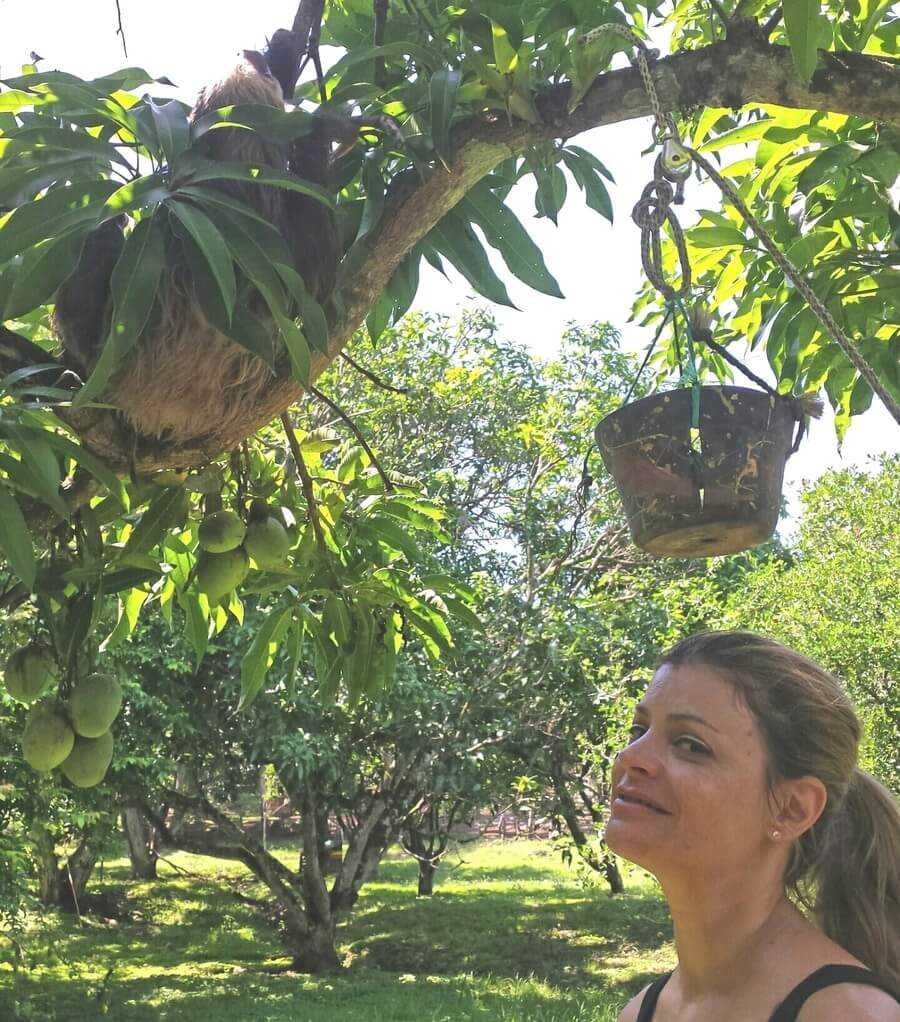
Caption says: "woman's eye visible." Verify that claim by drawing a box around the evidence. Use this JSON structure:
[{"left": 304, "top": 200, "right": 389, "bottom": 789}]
[
  {"left": 676, "top": 736, "right": 710, "bottom": 755},
  {"left": 627, "top": 724, "right": 646, "bottom": 741}
]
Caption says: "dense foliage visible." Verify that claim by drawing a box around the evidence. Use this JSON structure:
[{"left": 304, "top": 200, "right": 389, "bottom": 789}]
[{"left": 0, "top": 0, "right": 895, "bottom": 852}]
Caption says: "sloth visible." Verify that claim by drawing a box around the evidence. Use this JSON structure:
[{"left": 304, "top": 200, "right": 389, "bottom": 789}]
[{"left": 54, "top": 31, "right": 340, "bottom": 443}]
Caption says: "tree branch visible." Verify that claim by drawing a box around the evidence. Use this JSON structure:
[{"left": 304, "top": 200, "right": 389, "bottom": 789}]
[
  {"left": 3, "top": 37, "right": 896, "bottom": 472},
  {"left": 113, "top": 0, "right": 128, "bottom": 58},
  {"left": 310, "top": 385, "right": 395, "bottom": 493}
]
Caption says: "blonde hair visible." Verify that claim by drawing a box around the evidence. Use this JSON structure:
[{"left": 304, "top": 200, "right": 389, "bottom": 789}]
[{"left": 659, "top": 630, "right": 900, "bottom": 988}]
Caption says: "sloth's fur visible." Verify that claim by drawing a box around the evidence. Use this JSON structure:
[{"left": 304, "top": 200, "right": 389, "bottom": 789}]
[{"left": 54, "top": 57, "right": 336, "bottom": 444}]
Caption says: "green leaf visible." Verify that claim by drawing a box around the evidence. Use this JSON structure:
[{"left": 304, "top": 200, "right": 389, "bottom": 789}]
[
  {"left": 534, "top": 164, "right": 567, "bottom": 224},
  {"left": 100, "top": 566, "right": 162, "bottom": 594},
  {"left": 3, "top": 229, "right": 87, "bottom": 319},
  {"left": 214, "top": 208, "right": 291, "bottom": 309},
  {"left": 366, "top": 291, "right": 393, "bottom": 345},
  {"left": 688, "top": 225, "right": 748, "bottom": 249},
  {"left": 191, "top": 104, "right": 315, "bottom": 144},
  {"left": 275, "top": 309, "right": 311, "bottom": 385},
  {"left": 168, "top": 199, "right": 236, "bottom": 321},
  {"left": 120, "top": 487, "right": 189, "bottom": 559},
  {"left": 784, "top": 0, "right": 822, "bottom": 83},
  {"left": 173, "top": 157, "right": 334, "bottom": 209},
  {"left": 0, "top": 486, "right": 36, "bottom": 590},
  {"left": 0, "top": 90, "right": 42, "bottom": 113},
  {"left": 182, "top": 234, "right": 278, "bottom": 365},
  {"left": 698, "top": 119, "right": 776, "bottom": 153},
  {"left": 355, "top": 154, "right": 386, "bottom": 243},
  {"left": 180, "top": 592, "right": 209, "bottom": 671},
  {"left": 429, "top": 68, "right": 461, "bottom": 167},
  {"left": 796, "top": 143, "right": 857, "bottom": 194},
  {"left": 2, "top": 425, "right": 65, "bottom": 515},
  {"left": 1, "top": 124, "right": 132, "bottom": 170},
  {"left": 428, "top": 209, "right": 515, "bottom": 307},
  {"left": 568, "top": 31, "right": 618, "bottom": 112},
  {"left": 386, "top": 247, "right": 422, "bottom": 323},
  {"left": 360, "top": 516, "right": 423, "bottom": 561},
  {"left": 461, "top": 182, "right": 563, "bottom": 298},
  {"left": 72, "top": 214, "right": 166, "bottom": 407},
  {"left": 324, "top": 41, "right": 445, "bottom": 85},
  {"left": 239, "top": 606, "right": 292, "bottom": 709},
  {"left": 146, "top": 97, "right": 190, "bottom": 163},
  {"left": 562, "top": 145, "right": 614, "bottom": 182},
  {"left": 491, "top": 21, "right": 518, "bottom": 74},
  {"left": 274, "top": 262, "right": 328, "bottom": 353},
  {"left": 173, "top": 184, "right": 280, "bottom": 230},
  {"left": 561, "top": 148, "right": 614, "bottom": 222},
  {"left": 345, "top": 604, "right": 375, "bottom": 704},
  {"left": 101, "top": 587, "right": 149, "bottom": 650},
  {"left": 103, "top": 173, "right": 171, "bottom": 214},
  {"left": 35, "top": 430, "right": 129, "bottom": 510},
  {"left": 0, "top": 180, "right": 117, "bottom": 264}
]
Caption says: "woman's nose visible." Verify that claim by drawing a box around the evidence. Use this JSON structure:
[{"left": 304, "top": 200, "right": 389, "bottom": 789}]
[{"left": 615, "top": 730, "right": 662, "bottom": 777}]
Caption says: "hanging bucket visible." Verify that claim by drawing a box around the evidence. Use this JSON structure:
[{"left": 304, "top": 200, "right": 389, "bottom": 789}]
[{"left": 594, "top": 386, "right": 799, "bottom": 557}]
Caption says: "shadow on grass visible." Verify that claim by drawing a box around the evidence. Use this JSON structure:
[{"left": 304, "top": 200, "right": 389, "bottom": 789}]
[{"left": 1, "top": 841, "right": 673, "bottom": 1022}]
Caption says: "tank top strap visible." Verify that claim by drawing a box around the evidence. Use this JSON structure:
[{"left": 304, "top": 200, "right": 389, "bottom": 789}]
[
  {"left": 636, "top": 971, "right": 674, "bottom": 1022},
  {"left": 769, "top": 964, "right": 900, "bottom": 1022}
]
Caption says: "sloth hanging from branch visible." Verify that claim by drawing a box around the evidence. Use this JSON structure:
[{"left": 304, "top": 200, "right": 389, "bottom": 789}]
[{"left": 47, "top": 0, "right": 388, "bottom": 445}]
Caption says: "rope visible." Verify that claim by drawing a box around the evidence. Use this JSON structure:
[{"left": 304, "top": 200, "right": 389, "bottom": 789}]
[
  {"left": 631, "top": 160, "right": 692, "bottom": 300},
  {"left": 621, "top": 305, "right": 673, "bottom": 406},
  {"left": 582, "top": 21, "right": 900, "bottom": 428},
  {"left": 685, "top": 146, "right": 900, "bottom": 426}
]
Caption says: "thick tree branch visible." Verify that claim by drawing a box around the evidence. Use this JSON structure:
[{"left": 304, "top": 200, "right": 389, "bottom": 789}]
[{"left": 3, "top": 37, "right": 897, "bottom": 472}]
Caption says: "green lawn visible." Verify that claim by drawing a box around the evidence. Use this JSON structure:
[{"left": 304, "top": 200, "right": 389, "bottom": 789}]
[{"left": 0, "top": 839, "right": 674, "bottom": 1021}]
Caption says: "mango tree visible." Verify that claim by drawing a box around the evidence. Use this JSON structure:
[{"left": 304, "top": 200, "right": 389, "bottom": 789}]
[{"left": 0, "top": 0, "right": 896, "bottom": 781}]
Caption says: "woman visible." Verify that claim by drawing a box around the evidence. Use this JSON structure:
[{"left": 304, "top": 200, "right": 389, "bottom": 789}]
[{"left": 609, "top": 631, "right": 900, "bottom": 1021}]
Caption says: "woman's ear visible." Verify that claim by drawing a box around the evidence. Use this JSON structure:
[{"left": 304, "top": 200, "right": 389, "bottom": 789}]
[{"left": 772, "top": 775, "right": 828, "bottom": 839}]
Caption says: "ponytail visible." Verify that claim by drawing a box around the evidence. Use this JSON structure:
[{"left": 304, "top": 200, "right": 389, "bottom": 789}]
[{"left": 800, "top": 769, "right": 900, "bottom": 990}]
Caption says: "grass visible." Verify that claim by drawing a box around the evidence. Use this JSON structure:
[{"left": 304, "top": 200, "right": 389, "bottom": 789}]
[{"left": 0, "top": 839, "right": 674, "bottom": 1021}]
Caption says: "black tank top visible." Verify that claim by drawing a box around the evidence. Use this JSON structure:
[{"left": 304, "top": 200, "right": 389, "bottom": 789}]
[{"left": 636, "top": 964, "right": 900, "bottom": 1021}]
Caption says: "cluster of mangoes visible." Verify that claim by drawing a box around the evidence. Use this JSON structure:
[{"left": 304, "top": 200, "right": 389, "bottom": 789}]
[
  {"left": 195, "top": 501, "right": 296, "bottom": 605},
  {"left": 4, "top": 644, "right": 122, "bottom": 786}
]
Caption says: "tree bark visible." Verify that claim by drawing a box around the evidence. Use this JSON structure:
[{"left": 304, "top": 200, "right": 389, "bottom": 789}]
[
  {"left": 602, "top": 851, "right": 625, "bottom": 895},
  {"left": 122, "top": 807, "right": 159, "bottom": 880},
  {"left": 417, "top": 858, "right": 437, "bottom": 897},
  {"left": 31, "top": 823, "right": 100, "bottom": 911},
  {"left": 133, "top": 785, "right": 395, "bottom": 973},
  {"left": 548, "top": 757, "right": 623, "bottom": 896},
  {"left": 286, "top": 917, "right": 341, "bottom": 972},
  {"left": 31, "top": 821, "right": 62, "bottom": 908},
  {"left": 1, "top": 36, "right": 890, "bottom": 472}
]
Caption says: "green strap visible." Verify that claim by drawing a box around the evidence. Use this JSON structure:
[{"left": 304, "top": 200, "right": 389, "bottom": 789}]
[{"left": 672, "top": 295, "right": 701, "bottom": 431}]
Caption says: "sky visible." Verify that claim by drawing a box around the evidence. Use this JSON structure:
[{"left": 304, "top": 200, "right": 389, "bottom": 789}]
[{"left": 1, "top": 0, "right": 897, "bottom": 530}]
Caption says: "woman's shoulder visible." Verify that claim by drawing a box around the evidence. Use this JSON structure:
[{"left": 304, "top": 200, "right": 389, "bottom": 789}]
[
  {"left": 616, "top": 984, "right": 651, "bottom": 1022},
  {"left": 777, "top": 948, "right": 900, "bottom": 1022},
  {"left": 794, "top": 981, "right": 900, "bottom": 1021}
]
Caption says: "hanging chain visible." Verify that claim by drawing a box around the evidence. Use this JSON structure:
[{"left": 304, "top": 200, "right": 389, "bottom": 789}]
[{"left": 582, "top": 22, "right": 900, "bottom": 428}]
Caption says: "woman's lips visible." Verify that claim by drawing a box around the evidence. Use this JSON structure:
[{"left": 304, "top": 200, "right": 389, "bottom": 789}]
[{"left": 612, "top": 794, "right": 671, "bottom": 815}]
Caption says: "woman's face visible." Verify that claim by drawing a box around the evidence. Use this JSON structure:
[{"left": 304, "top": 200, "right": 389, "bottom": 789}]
[{"left": 605, "top": 661, "right": 774, "bottom": 880}]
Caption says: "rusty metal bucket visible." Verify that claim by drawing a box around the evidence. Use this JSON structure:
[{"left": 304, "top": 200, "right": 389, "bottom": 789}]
[{"left": 594, "top": 386, "right": 798, "bottom": 557}]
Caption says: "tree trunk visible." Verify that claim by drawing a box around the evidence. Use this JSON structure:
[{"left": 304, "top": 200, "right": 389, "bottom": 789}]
[
  {"left": 31, "top": 822, "right": 62, "bottom": 907},
  {"left": 602, "top": 852, "right": 625, "bottom": 895},
  {"left": 122, "top": 808, "right": 159, "bottom": 880},
  {"left": 168, "top": 764, "right": 199, "bottom": 839},
  {"left": 417, "top": 858, "right": 437, "bottom": 896},
  {"left": 285, "top": 917, "right": 342, "bottom": 973},
  {"left": 34, "top": 833, "right": 98, "bottom": 911}
]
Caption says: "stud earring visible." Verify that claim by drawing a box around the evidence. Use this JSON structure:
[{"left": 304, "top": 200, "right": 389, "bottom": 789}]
[{"left": 771, "top": 829, "right": 781, "bottom": 839}]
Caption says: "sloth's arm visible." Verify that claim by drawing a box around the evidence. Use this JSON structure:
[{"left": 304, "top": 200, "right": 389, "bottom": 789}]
[{"left": 53, "top": 217, "right": 126, "bottom": 371}]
